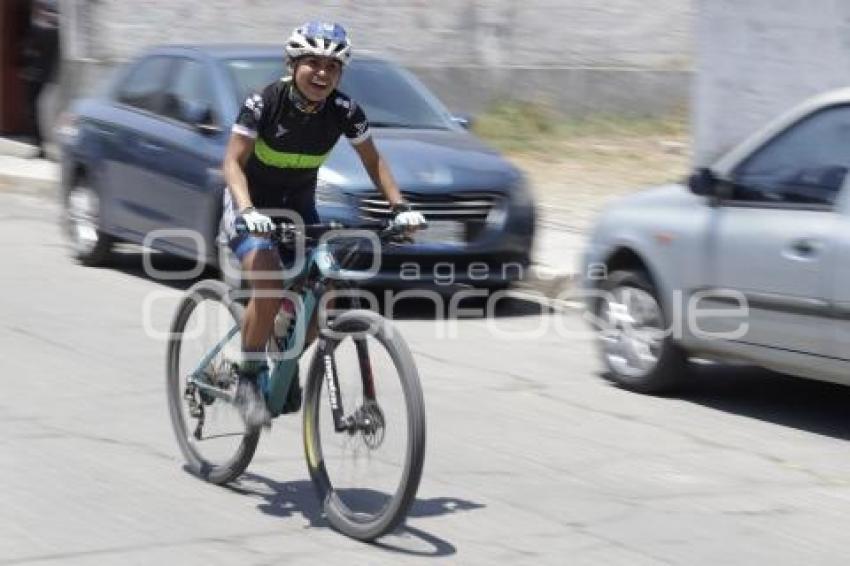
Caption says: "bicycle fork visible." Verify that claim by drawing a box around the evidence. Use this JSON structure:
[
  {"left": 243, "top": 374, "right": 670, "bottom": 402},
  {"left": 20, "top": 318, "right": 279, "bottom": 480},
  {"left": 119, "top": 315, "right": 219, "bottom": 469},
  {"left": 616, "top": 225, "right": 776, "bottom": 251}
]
[{"left": 320, "top": 337, "right": 378, "bottom": 434}]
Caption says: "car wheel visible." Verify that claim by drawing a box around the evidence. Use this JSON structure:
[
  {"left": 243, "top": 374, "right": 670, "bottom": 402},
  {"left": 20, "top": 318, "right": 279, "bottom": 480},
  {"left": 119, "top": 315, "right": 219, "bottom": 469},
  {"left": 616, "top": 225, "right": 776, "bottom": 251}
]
[
  {"left": 65, "top": 180, "right": 114, "bottom": 266},
  {"left": 595, "top": 269, "right": 688, "bottom": 393}
]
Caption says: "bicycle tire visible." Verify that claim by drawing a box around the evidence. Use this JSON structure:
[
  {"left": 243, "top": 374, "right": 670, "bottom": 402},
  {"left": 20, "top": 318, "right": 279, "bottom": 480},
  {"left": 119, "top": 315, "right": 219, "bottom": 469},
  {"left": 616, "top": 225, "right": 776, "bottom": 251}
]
[
  {"left": 166, "top": 279, "right": 260, "bottom": 485},
  {"left": 302, "top": 309, "right": 426, "bottom": 541}
]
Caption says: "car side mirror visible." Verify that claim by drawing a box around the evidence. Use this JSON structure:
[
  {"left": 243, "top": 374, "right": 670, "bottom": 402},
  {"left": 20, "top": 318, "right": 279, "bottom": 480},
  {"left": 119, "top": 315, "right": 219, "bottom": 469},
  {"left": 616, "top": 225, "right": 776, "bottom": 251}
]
[
  {"left": 687, "top": 167, "right": 719, "bottom": 196},
  {"left": 451, "top": 114, "right": 474, "bottom": 130},
  {"left": 184, "top": 102, "right": 221, "bottom": 136}
]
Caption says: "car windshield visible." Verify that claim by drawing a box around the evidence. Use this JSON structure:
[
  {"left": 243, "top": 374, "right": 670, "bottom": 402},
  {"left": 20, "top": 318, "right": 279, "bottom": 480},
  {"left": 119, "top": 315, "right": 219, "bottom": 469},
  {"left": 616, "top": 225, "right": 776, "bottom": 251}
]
[{"left": 224, "top": 57, "right": 454, "bottom": 130}]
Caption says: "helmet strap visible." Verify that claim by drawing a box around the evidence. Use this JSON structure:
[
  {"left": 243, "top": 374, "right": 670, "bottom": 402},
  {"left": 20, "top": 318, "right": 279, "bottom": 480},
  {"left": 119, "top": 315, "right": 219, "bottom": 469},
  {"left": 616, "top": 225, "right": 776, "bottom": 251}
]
[{"left": 287, "top": 60, "right": 326, "bottom": 114}]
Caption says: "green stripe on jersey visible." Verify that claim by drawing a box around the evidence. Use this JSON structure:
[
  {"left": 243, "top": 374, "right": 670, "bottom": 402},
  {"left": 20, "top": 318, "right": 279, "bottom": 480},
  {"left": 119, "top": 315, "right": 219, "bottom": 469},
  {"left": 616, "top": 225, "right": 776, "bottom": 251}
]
[{"left": 254, "top": 138, "right": 329, "bottom": 169}]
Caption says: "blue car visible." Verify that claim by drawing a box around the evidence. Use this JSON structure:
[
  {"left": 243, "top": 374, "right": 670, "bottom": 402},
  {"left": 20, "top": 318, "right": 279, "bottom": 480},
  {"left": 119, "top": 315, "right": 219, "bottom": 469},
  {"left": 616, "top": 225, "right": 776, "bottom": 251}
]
[{"left": 59, "top": 45, "right": 535, "bottom": 288}]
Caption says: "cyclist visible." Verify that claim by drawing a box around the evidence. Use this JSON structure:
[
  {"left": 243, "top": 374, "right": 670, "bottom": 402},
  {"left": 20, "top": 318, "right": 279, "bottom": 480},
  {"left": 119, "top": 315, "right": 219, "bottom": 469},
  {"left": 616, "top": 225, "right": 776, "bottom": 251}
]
[{"left": 221, "top": 21, "right": 425, "bottom": 426}]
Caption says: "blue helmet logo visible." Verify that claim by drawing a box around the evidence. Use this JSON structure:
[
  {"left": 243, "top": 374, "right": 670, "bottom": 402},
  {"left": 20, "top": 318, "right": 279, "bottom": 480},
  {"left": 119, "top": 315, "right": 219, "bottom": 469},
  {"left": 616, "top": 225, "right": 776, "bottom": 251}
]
[{"left": 302, "top": 21, "right": 348, "bottom": 44}]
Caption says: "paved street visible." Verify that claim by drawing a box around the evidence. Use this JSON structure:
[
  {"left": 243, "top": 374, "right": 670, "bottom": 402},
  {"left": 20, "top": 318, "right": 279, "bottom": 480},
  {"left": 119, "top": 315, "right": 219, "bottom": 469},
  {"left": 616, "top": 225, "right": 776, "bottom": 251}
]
[{"left": 3, "top": 190, "right": 850, "bottom": 565}]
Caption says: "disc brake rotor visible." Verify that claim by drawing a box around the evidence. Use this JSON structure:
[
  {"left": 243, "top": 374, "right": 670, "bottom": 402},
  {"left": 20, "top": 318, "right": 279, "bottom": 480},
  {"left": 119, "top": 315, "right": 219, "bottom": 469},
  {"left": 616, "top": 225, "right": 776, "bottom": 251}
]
[{"left": 354, "top": 402, "right": 385, "bottom": 449}]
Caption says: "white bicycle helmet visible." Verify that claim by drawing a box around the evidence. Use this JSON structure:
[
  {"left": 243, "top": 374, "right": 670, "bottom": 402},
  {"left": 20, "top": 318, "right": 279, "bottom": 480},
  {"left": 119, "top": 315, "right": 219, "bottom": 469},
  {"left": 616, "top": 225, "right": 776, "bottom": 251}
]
[{"left": 285, "top": 21, "right": 352, "bottom": 66}]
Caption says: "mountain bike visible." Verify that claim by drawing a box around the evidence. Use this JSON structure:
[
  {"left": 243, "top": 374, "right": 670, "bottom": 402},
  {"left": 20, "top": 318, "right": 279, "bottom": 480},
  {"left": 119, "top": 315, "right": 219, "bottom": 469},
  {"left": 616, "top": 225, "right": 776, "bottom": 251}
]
[{"left": 165, "top": 221, "right": 427, "bottom": 541}]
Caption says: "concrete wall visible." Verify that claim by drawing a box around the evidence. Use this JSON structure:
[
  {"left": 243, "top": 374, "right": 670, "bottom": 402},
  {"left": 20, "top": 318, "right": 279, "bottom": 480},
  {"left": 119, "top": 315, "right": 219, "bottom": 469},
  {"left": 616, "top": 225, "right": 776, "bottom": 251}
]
[
  {"left": 695, "top": 0, "right": 850, "bottom": 164},
  {"left": 61, "top": 0, "right": 693, "bottom": 117}
]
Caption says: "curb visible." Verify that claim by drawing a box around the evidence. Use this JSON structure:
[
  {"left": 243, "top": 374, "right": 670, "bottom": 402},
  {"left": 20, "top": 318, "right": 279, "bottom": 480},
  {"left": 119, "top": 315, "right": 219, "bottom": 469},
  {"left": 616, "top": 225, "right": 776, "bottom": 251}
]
[
  {"left": 0, "top": 156, "right": 60, "bottom": 199},
  {"left": 0, "top": 137, "right": 39, "bottom": 159},
  {"left": 0, "top": 174, "right": 59, "bottom": 198},
  {"left": 515, "top": 264, "right": 580, "bottom": 301}
]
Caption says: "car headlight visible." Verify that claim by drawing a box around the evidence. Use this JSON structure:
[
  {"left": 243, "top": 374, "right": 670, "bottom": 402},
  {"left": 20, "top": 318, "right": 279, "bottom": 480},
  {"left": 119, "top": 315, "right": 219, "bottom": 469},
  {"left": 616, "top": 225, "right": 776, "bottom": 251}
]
[
  {"left": 509, "top": 176, "right": 534, "bottom": 209},
  {"left": 485, "top": 177, "right": 533, "bottom": 228},
  {"left": 486, "top": 200, "right": 508, "bottom": 228}
]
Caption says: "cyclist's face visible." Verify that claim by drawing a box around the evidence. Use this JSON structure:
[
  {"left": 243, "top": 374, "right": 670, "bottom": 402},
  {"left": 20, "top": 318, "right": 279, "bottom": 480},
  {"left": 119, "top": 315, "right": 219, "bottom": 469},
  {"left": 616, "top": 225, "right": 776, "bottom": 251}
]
[{"left": 293, "top": 56, "right": 342, "bottom": 101}]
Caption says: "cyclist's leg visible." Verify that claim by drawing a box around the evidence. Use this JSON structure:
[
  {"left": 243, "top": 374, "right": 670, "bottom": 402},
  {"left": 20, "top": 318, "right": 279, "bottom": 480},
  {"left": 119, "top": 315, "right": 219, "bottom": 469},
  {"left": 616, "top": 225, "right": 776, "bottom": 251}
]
[
  {"left": 285, "top": 191, "right": 324, "bottom": 346},
  {"left": 268, "top": 192, "right": 321, "bottom": 412},
  {"left": 262, "top": 193, "right": 334, "bottom": 353},
  {"left": 228, "top": 234, "right": 282, "bottom": 425},
  {"left": 222, "top": 189, "right": 284, "bottom": 354},
  {"left": 240, "top": 244, "right": 283, "bottom": 352}
]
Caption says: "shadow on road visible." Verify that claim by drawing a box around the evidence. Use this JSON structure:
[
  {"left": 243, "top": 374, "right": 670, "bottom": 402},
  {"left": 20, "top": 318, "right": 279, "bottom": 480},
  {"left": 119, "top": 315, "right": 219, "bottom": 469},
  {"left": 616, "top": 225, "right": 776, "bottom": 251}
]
[
  {"left": 225, "top": 473, "right": 483, "bottom": 556},
  {"left": 662, "top": 363, "right": 850, "bottom": 440}
]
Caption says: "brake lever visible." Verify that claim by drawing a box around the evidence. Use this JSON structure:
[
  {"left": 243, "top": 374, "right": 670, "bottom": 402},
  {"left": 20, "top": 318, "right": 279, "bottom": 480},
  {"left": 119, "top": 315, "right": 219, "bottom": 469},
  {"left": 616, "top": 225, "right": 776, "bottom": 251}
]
[
  {"left": 379, "top": 221, "right": 427, "bottom": 244},
  {"left": 382, "top": 219, "right": 428, "bottom": 238}
]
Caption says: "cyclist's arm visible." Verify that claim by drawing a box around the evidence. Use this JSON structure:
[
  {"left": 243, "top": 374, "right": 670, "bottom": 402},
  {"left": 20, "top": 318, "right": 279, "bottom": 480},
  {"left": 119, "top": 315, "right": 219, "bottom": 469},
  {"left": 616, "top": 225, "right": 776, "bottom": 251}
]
[
  {"left": 352, "top": 138, "right": 403, "bottom": 207},
  {"left": 223, "top": 132, "right": 255, "bottom": 212},
  {"left": 225, "top": 90, "right": 266, "bottom": 212},
  {"left": 340, "top": 95, "right": 403, "bottom": 207}
]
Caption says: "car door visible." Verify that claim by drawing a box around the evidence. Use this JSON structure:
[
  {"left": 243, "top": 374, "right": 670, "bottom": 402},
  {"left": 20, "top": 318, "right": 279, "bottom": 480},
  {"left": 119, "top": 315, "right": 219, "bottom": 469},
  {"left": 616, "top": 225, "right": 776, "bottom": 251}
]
[
  {"left": 109, "top": 55, "right": 177, "bottom": 240},
  {"left": 824, "top": 186, "right": 850, "bottom": 378},
  {"left": 702, "top": 106, "right": 849, "bottom": 359},
  {"left": 139, "top": 56, "right": 228, "bottom": 262}
]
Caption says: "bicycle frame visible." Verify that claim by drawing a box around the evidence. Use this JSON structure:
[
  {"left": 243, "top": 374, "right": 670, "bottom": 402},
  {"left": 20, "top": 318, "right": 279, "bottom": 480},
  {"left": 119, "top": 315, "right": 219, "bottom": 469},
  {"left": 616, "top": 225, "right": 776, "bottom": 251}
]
[
  {"left": 188, "top": 236, "right": 366, "bottom": 419},
  {"left": 171, "top": 220, "right": 425, "bottom": 540}
]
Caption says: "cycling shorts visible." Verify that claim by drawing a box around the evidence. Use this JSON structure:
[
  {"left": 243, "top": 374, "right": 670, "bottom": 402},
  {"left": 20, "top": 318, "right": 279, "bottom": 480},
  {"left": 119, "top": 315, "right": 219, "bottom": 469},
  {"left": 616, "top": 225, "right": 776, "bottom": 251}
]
[{"left": 220, "top": 188, "right": 320, "bottom": 262}]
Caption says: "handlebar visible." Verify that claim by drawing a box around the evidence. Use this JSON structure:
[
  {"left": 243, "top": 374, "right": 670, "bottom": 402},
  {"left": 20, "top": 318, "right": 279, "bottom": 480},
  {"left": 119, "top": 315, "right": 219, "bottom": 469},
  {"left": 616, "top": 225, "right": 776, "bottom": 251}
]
[{"left": 234, "top": 219, "right": 424, "bottom": 244}]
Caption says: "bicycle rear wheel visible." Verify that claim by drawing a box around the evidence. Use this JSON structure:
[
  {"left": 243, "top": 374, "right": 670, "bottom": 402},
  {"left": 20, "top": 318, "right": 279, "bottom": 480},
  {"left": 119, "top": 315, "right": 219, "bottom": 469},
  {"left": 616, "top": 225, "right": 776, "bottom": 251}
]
[
  {"left": 303, "top": 309, "right": 426, "bottom": 541},
  {"left": 166, "top": 279, "right": 259, "bottom": 485}
]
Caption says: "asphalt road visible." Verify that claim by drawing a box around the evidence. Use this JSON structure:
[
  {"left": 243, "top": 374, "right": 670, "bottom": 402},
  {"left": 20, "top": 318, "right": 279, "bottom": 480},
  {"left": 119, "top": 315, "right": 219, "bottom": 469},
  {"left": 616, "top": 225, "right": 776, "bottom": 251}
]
[{"left": 3, "top": 191, "right": 850, "bottom": 565}]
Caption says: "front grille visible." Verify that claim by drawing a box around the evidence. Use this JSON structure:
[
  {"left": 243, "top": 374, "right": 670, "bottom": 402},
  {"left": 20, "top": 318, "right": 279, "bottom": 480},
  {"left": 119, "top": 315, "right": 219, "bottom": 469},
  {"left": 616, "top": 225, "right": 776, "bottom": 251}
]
[{"left": 357, "top": 192, "right": 501, "bottom": 222}]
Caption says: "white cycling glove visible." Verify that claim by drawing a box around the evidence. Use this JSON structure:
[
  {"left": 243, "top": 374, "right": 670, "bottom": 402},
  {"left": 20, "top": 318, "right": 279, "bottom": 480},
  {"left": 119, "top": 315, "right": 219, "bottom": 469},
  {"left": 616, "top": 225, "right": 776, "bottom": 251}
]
[
  {"left": 237, "top": 207, "right": 274, "bottom": 233},
  {"left": 391, "top": 203, "right": 427, "bottom": 229}
]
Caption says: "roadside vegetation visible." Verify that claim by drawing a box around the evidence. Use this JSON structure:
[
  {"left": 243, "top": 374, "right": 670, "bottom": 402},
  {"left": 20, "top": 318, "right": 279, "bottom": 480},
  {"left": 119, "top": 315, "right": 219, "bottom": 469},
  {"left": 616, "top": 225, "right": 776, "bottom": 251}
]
[{"left": 472, "top": 101, "right": 692, "bottom": 213}]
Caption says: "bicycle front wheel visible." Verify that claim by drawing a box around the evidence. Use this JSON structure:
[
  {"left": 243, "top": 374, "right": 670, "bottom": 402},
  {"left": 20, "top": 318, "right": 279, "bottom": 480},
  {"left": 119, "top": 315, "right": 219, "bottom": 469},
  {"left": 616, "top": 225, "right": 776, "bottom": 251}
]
[
  {"left": 303, "top": 309, "right": 426, "bottom": 541},
  {"left": 166, "top": 279, "right": 259, "bottom": 485}
]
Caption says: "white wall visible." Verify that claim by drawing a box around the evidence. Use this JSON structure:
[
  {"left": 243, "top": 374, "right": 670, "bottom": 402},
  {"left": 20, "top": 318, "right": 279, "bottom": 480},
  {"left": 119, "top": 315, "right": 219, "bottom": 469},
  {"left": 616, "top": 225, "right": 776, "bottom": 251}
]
[
  {"left": 80, "top": 0, "right": 692, "bottom": 68},
  {"left": 62, "top": 0, "right": 693, "bottom": 116},
  {"left": 695, "top": 0, "right": 850, "bottom": 163}
]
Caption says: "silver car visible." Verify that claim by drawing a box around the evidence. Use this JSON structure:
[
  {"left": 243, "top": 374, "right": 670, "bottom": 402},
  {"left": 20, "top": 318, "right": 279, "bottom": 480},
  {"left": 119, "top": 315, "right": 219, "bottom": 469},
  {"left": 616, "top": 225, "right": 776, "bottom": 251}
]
[{"left": 582, "top": 87, "right": 850, "bottom": 393}]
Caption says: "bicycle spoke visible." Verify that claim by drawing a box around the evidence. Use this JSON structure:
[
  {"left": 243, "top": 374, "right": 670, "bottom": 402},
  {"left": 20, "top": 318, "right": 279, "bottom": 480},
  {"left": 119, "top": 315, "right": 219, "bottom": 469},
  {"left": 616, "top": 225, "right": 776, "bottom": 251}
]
[
  {"left": 167, "top": 281, "right": 259, "bottom": 484},
  {"left": 317, "top": 335, "right": 409, "bottom": 517}
]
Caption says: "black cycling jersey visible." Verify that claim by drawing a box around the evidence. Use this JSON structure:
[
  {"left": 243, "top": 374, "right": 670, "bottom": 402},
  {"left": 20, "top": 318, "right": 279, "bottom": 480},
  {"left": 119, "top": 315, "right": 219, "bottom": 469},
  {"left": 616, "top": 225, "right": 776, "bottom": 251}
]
[{"left": 232, "top": 77, "right": 371, "bottom": 209}]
